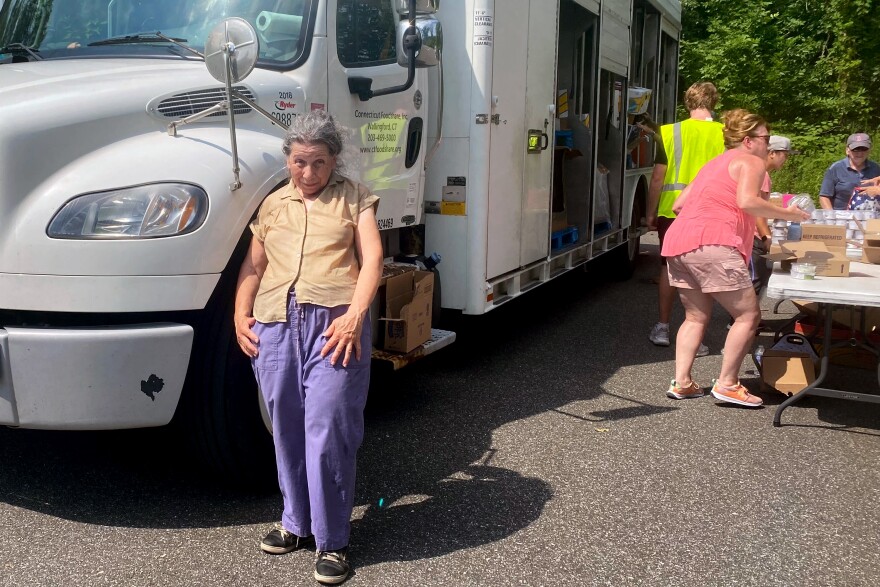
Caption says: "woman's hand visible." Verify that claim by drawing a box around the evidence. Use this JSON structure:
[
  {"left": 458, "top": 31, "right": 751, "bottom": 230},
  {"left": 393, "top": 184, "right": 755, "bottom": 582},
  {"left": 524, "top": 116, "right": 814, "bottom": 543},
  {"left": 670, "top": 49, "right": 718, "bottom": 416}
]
[
  {"left": 783, "top": 203, "right": 811, "bottom": 222},
  {"left": 855, "top": 184, "right": 880, "bottom": 197},
  {"left": 321, "top": 309, "right": 365, "bottom": 367},
  {"left": 235, "top": 314, "right": 260, "bottom": 358},
  {"left": 233, "top": 238, "right": 267, "bottom": 358},
  {"left": 860, "top": 177, "right": 880, "bottom": 188}
]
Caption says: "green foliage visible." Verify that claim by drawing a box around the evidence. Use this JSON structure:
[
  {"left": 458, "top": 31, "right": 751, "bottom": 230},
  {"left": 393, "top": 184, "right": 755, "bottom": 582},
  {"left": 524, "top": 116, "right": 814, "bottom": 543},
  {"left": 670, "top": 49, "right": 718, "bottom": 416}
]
[
  {"left": 0, "top": 0, "right": 54, "bottom": 47},
  {"left": 680, "top": 0, "right": 880, "bottom": 195}
]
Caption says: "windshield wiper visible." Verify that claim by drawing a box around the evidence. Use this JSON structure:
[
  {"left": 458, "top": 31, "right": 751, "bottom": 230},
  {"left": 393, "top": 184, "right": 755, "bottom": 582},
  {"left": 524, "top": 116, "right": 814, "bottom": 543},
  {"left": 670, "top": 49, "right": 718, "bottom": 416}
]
[
  {"left": 88, "top": 32, "right": 203, "bottom": 58},
  {"left": 89, "top": 32, "right": 185, "bottom": 46},
  {"left": 0, "top": 43, "right": 43, "bottom": 60}
]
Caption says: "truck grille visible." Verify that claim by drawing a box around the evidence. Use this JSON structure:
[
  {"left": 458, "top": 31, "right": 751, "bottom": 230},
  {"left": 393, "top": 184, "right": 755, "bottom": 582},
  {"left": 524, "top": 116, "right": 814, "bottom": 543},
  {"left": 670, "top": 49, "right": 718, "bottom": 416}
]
[{"left": 156, "top": 87, "right": 255, "bottom": 118}]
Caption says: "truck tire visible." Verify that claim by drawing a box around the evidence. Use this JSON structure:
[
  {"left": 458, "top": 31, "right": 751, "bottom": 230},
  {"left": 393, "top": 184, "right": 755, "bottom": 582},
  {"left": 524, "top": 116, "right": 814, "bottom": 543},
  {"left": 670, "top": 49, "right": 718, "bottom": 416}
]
[
  {"left": 606, "top": 196, "right": 642, "bottom": 281},
  {"left": 178, "top": 234, "right": 277, "bottom": 488}
]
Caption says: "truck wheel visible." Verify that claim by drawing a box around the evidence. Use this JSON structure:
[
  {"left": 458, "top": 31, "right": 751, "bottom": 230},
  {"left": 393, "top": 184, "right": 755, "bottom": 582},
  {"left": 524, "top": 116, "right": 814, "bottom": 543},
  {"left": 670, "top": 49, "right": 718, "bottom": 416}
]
[
  {"left": 606, "top": 198, "right": 642, "bottom": 280},
  {"left": 178, "top": 236, "right": 277, "bottom": 488}
]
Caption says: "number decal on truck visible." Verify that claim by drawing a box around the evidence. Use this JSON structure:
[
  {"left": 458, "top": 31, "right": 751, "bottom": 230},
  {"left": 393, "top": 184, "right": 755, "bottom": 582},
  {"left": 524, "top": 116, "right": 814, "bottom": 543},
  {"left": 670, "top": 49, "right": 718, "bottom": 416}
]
[
  {"left": 272, "top": 112, "right": 295, "bottom": 127},
  {"left": 377, "top": 217, "right": 394, "bottom": 230}
]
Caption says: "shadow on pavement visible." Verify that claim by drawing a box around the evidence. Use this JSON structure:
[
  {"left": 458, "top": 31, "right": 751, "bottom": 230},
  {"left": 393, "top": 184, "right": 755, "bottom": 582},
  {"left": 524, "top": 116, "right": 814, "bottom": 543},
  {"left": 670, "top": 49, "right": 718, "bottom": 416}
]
[
  {"left": 0, "top": 425, "right": 280, "bottom": 528},
  {"left": 0, "top": 259, "right": 644, "bottom": 559},
  {"left": 3, "top": 243, "right": 876, "bottom": 566},
  {"left": 347, "top": 262, "right": 680, "bottom": 564}
]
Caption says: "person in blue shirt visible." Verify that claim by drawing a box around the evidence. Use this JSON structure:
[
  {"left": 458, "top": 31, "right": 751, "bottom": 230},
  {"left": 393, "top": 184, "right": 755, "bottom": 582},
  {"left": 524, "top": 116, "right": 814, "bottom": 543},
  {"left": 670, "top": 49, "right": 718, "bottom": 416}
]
[{"left": 819, "top": 133, "right": 880, "bottom": 210}]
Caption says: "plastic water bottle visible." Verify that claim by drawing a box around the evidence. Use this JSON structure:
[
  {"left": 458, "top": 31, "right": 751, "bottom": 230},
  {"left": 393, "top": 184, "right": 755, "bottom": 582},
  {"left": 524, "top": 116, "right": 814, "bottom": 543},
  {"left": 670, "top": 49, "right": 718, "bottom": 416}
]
[
  {"left": 754, "top": 345, "right": 764, "bottom": 367},
  {"left": 790, "top": 194, "right": 816, "bottom": 213},
  {"left": 787, "top": 222, "right": 802, "bottom": 241}
]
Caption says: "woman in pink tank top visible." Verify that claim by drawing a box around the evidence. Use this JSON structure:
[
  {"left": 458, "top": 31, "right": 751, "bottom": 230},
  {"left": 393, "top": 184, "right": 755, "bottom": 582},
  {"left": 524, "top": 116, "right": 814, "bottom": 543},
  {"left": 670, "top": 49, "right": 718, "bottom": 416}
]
[{"left": 660, "top": 109, "right": 809, "bottom": 407}]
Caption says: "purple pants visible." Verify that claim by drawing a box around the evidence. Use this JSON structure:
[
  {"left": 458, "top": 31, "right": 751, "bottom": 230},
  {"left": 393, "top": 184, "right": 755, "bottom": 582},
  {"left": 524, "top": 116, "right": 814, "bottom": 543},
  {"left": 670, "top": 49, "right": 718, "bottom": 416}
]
[{"left": 251, "top": 290, "right": 371, "bottom": 551}]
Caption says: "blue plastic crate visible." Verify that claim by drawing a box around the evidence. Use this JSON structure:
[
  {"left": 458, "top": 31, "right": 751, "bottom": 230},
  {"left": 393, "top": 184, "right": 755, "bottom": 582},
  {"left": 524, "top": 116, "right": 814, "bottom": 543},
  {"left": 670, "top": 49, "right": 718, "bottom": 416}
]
[
  {"left": 551, "top": 225, "right": 579, "bottom": 250},
  {"left": 555, "top": 130, "right": 574, "bottom": 149}
]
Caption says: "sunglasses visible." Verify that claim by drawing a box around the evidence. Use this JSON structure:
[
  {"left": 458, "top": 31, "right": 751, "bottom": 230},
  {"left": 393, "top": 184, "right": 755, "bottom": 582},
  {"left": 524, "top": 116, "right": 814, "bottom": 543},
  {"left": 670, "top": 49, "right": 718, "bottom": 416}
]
[{"left": 748, "top": 135, "right": 770, "bottom": 142}]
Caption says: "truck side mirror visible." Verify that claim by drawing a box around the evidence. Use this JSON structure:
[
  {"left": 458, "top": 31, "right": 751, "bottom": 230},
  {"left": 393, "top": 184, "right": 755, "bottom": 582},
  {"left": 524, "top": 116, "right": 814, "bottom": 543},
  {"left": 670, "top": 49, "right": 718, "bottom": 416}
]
[
  {"left": 204, "top": 17, "right": 259, "bottom": 84},
  {"left": 349, "top": 0, "right": 434, "bottom": 101},
  {"left": 398, "top": 17, "right": 442, "bottom": 68}
]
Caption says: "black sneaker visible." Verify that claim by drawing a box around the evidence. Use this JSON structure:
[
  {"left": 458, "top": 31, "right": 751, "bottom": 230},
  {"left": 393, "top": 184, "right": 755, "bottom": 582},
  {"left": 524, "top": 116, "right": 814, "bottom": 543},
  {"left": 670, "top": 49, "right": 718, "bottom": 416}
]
[
  {"left": 314, "top": 548, "right": 351, "bottom": 585},
  {"left": 260, "top": 523, "right": 313, "bottom": 555}
]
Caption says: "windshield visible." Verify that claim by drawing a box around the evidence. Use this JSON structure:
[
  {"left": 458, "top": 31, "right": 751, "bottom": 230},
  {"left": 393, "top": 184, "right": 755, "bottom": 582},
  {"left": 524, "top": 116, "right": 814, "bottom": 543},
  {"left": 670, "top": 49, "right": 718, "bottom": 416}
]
[{"left": 0, "top": 0, "right": 311, "bottom": 65}]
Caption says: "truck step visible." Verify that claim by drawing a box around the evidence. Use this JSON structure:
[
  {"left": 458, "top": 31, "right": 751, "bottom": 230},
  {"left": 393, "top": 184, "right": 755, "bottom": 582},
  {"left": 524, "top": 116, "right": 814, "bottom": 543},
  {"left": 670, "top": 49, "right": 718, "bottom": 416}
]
[
  {"left": 551, "top": 226, "right": 579, "bottom": 250},
  {"left": 371, "top": 328, "right": 456, "bottom": 371}
]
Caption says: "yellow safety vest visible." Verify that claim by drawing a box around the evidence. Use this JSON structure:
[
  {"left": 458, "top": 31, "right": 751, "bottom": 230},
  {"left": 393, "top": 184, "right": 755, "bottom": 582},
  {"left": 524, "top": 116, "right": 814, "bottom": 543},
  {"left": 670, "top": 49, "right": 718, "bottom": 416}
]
[{"left": 658, "top": 118, "right": 725, "bottom": 218}]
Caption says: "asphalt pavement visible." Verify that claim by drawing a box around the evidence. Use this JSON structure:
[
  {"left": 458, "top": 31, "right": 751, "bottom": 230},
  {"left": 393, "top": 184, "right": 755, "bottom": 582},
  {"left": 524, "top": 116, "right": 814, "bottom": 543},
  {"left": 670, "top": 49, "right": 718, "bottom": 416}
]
[{"left": 1, "top": 233, "right": 878, "bottom": 587}]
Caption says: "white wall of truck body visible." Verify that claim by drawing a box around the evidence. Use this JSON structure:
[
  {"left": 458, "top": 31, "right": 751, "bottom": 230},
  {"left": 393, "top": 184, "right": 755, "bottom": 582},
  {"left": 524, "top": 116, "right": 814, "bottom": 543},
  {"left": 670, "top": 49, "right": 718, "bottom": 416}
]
[{"left": 427, "top": 0, "right": 681, "bottom": 315}]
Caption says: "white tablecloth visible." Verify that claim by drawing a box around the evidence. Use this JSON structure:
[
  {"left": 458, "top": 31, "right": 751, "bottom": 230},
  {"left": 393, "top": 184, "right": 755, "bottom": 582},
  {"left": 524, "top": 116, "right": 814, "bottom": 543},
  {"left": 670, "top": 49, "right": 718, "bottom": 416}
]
[{"left": 767, "top": 261, "right": 880, "bottom": 308}]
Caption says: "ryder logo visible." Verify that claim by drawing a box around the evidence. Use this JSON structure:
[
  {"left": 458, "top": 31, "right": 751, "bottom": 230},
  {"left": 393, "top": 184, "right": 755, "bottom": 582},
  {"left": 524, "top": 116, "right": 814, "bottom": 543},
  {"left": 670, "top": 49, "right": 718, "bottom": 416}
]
[{"left": 275, "top": 100, "right": 296, "bottom": 110}]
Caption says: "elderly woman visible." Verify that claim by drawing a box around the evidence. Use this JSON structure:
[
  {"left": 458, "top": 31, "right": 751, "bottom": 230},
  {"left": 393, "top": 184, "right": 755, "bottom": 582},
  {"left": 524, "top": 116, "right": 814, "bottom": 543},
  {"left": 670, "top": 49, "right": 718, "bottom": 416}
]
[
  {"left": 234, "top": 110, "right": 383, "bottom": 585},
  {"left": 819, "top": 133, "right": 880, "bottom": 210},
  {"left": 661, "top": 109, "right": 809, "bottom": 407}
]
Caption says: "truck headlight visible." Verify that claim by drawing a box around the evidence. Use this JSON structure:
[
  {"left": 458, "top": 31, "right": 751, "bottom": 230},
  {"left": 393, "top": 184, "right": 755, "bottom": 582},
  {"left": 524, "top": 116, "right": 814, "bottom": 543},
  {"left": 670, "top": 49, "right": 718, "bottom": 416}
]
[{"left": 47, "top": 184, "right": 208, "bottom": 239}]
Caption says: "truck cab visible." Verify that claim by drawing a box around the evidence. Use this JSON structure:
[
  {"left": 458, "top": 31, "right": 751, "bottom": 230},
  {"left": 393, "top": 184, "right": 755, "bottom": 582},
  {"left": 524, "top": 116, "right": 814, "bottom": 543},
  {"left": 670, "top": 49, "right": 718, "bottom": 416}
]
[{"left": 0, "top": 0, "right": 440, "bottom": 478}]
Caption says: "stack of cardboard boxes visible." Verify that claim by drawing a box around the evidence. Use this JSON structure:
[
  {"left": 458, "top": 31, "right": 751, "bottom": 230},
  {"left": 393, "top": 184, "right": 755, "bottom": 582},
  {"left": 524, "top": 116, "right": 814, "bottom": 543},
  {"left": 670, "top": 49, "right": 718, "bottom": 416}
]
[
  {"left": 379, "top": 264, "right": 434, "bottom": 354},
  {"left": 766, "top": 224, "right": 851, "bottom": 277}
]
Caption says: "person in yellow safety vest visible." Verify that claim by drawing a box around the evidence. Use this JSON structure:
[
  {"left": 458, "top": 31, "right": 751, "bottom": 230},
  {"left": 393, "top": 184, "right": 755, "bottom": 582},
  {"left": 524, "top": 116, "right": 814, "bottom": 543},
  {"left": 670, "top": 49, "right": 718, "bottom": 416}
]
[{"left": 646, "top": 82, "right": 725, "bottom": 350}]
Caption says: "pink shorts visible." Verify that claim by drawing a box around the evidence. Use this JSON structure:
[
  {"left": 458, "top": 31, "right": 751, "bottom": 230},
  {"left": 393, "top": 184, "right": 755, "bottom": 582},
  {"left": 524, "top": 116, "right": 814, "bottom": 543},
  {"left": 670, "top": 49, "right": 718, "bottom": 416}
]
[{"left": 666, "top": 245, "right": 752, "bottom": 292}]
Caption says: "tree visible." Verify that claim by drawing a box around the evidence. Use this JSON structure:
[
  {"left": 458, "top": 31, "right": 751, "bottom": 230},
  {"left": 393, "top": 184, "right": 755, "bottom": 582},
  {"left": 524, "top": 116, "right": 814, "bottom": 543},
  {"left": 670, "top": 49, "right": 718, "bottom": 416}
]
[
  {"left": 0, "top": 0, "right": 54, "bottom": 47},
  {"left": 680, "top": 0, "right": 880, "bottom": 193}
]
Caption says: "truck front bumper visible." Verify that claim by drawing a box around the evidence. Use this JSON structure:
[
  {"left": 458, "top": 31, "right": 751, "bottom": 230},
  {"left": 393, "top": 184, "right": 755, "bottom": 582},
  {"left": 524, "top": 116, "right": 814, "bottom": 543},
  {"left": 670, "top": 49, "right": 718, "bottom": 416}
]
[{"left": 0, "top": 323, "right": 193, "bottom": 429}]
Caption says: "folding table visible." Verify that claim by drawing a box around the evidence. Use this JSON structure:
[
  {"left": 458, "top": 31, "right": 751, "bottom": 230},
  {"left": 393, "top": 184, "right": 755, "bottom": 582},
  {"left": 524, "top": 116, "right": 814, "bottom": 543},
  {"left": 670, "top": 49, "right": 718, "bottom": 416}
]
[{"left": 766, "top": 261, "right": 880, "bottom": 426}]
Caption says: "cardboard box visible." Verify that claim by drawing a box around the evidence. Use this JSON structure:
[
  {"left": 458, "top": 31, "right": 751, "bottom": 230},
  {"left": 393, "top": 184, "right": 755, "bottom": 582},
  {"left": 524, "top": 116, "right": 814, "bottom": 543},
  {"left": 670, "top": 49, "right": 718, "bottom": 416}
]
[
  {"left": 381, "top": 270, "right": 434, "bottom": 353},
  {"left": 800, "top": 224, "right": 847, "bottom": 253},
  {"left": 861, "top": 219, "right": 880, "bottom": 262},
  {"left": 766, "top": 241, "right": 850, "bottom": 277},
  {"left": 380, "top": 262, "right": 417, "bottom": 286},
  {"left": 818, "top": 344, "right": 878, "bottom": 370},
  {"left": 792, "top": 301, "right": 880, "bottom": 336},
  {"left": 864, "top": 245, "right": 880, "bottom": 264},
  {"left": 556, "top": 89, "right": 569, "bottom": 119},
  {"left": 626, "top": 87, "right": 652, "bottom": 115},
  {"left": 794, "top": 318, "right": 880, "bottom": 370},
  {"left": 760, "top": 349, "right": 816, "bottom": 395},
  {"left": 551, "top": 212, "right": 569, "bottom": 232}
]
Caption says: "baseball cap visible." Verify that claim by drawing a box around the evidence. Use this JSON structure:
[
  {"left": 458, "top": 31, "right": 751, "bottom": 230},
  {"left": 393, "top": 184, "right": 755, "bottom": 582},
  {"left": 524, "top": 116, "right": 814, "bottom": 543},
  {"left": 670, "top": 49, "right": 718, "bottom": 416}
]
[
  {"left": 768, "top": 135, "right": 798, "bottom": 154},
  {"left": 847, "top": 133, "right": 872, "bottom": 150}
]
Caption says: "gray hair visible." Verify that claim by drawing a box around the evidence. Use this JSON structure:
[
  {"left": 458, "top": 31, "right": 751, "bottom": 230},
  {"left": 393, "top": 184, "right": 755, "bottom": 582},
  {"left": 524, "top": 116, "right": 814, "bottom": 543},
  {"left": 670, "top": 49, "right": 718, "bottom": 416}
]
[{"left": 281, "top": 110, "right": 347, "bottom": 164}]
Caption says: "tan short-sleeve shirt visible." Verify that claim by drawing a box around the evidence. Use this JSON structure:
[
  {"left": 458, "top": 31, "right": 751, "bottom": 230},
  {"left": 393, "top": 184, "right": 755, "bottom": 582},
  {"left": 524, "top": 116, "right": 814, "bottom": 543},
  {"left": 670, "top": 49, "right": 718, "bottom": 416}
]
[{"left": 250, "top": 173, "right": 379, "bottom": 323}]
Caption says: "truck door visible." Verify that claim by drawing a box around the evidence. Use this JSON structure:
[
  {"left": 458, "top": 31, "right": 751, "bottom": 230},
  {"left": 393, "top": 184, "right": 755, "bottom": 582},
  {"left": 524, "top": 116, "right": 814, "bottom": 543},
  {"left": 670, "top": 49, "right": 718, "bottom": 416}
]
[
  {"left": 657, "top": 29, "right": 679, "bottom": 125},
  {"left": 486, "top": 0, "right": 558, "bottom": 279},
  {"left": 328, "top": 1, "right": 428, "bottom": 232}
]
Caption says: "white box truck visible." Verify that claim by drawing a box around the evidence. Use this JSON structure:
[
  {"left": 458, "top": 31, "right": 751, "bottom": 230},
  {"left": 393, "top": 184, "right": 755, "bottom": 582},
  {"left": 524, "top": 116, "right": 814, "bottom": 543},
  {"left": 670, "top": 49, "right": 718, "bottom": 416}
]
[{"left": 0, "top": 0, "right": 680, "bottom": 480}]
